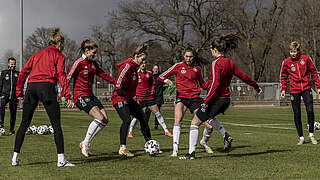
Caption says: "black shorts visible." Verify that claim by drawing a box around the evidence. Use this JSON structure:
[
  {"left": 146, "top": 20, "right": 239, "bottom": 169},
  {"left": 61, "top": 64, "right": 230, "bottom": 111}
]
[
  {"left": 137, "top": 99, "right": 156, "bottom": 108},
  {"left": 76, "top": 96, "right": 104, "bottom": 114},
  {"left": 196, "top": 98, "right": 230, "bottom": 122},
  {"left": 175, "top": 97, "right": 203, "bottom": 113}
]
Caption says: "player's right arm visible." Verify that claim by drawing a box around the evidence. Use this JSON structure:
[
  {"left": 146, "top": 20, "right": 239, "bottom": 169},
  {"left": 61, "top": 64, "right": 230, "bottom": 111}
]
[
  {"left": 16, "top": 55, "right": 34, "bottom": 98},
  {"left": 0, "top": 70, "right": 5, "bottom": 95},
  {"left": 114, "top": 63, "right": 130, "bottom": 97},
  {"left": 157, "top": 63, "right": 178, "bottom": 85},
  {"left": 280, "top": 60, "right": 288, "bottom": 98}
]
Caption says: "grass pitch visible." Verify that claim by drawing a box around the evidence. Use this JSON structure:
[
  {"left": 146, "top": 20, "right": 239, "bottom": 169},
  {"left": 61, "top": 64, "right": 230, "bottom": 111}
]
[{"left": 1, "top": 107, "right": 320, "bottom": 179}]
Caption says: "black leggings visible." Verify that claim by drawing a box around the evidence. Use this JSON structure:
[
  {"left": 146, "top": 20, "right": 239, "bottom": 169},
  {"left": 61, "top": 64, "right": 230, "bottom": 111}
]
[
  {"left": 291, "top": 89, "right": 314, "bottom": 137},
  {"left": 14, "top": 82, "right": 64, "bottom": 154},
  {"left": 114, "top": 101, "right": 151, "bottom": 145},
  {"left": 0, "top": 96, "right": 17, "bottom": 131}
]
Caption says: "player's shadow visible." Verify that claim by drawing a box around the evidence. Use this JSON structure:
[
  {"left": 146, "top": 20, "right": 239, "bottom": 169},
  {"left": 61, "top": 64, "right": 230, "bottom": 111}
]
[
  {"left": 214, "top": 145, "right": 250, "bottom": 153},
  {"left": 227, "top": 149, "right": 292, "bottom": 157}
]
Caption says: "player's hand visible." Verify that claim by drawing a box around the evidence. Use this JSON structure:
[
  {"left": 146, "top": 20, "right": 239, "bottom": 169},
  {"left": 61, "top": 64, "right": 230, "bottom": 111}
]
[
  {"left": 164, "top": 79, "right": 173, "bottom": 86},
  {"left": 18, "top": 97, "right": 24, "bottom": 106},
  {"left": 280, "top": 90, "right": 286, "bottom": 98},
  {"left": 317, "top": 89, "right": 320, "bottom": 94},
  {"left": 66, "top": 99, "right": 74, "bottom": 108}
]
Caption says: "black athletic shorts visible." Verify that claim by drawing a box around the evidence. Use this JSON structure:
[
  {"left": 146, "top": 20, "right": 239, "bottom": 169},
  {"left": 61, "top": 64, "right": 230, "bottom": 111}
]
[
  {"left": 175, "top": 97, "right": 203, "bottom": 113},
  {"left": 196, "top": 98, "right": 230, "bottom": 122},
  {"left": 76, "top": 96, "right": 104, "bottom": 114},
  {"left": 137, "top": 99, "right": 156, "bottom": 108}
]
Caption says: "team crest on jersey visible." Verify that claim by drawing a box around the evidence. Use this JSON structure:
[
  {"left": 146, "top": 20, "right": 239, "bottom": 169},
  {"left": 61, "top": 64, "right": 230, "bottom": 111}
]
[
  {"left": 146, "top": 74, "right": 149, "bottom": 78},
  {"left": 193, "top": 67, "right": 197, "bottom": 72},
  {"left": 138, "top": 75, "right": 141, "bottom": 82},
  {"left": 5, "top": 74, "right": 9, "bottom": 80},
  {"left": 181, "top": 67, "right": 186, "bottom": 74},
  {"left": 291, "top": 67, "right": 296, "bottom": 72},
  {"left": 300, "top": 60, "right": 305, "bottom": 65},
  {"left": 83, "top": 70, "right": 89, "bottom": 75},
  {"left": 84, "top": 66, "right": 88, "bottom": 69}
]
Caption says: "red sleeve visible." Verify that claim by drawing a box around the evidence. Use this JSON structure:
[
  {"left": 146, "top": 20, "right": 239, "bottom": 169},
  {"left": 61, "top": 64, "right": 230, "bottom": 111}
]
[
  {"left": 94, "top": 62, "right": 115, "bottom": 84},
  {"left": 233, "top": 62, "right": 259, "bottom": 90},
  {"left": 115, "top": 63, "right": 130, "bottom": 90},
  {"left": 16, "top": 55, "right": 34, "bottom": 97},
  {"left": 197, "top": 67, "right": 208, "bottom": 90},
  {"left": 280, "top": 60, "right": 288, "bottom": 92},
  {"left": 151, "top": 72, "right": 155, "bottom": 95},
  {"left": 203, "top": 62, "right": 220, "bottom": 105},
  {"left": 157, "top": 63, "right": 178, "bottom": 82},
  {"left": 307, "top": 56, "right": 320, "bottom": 89},
  {"left": 57, "top": 55, "right": 71, "bottom": 100}
]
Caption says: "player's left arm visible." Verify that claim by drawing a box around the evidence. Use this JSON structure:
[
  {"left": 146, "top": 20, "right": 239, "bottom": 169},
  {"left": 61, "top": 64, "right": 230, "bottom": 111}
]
[
  {"left": 57, "top": 55, "right": 71, "bottom": 101},
  {"left": 94, "top": 61, "right": 115, "bottom": 84},
  {"left": 233, "top": 62, "right": 260, "bottom": 91},
  {"left": 197, "top": 67, "right": 208, "bottom": 90},
  {"left": 307, "top": 56, "right": 320, "bottom": 92}
]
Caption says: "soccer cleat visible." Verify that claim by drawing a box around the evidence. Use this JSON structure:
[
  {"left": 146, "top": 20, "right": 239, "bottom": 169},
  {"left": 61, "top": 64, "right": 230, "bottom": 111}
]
[
  {"left": 9, "top": 130, "right": 15, "bottom": 135},
  {"left": 297, "top": 139, "right": 305, "bottom": 145},
  {"left": 179, "top": 151, "right": 195, "bottom": 160},
  {"left": 12, "top": 159, "right": 19, "bottom": 166},
  {"left": 224, "top": 132, "right": 233, "bottom": 152},
  {"left": 170, "top": 152, "right": 178, "bottom": 157},
  {"left": 57, "top": 160, "right": 76, "bottom": 167},
  {"left": 158, "top": 150, "right": 163, "bottom": 154},
  {"left": 200, "top": 140, "right": 213, "bottom": 154},
  {"left": 309, "top": 136, "right": 318, "bottom": 145},
  {"left": 118, "top": 148, "right": 134, "bottom": 157},
  {"left": 165, "top": 131, "right": 173, "bottom": 137},
  {"left": 128, "top": 132, "right": 134, "bottom": 138},
  {"left": 79, "top": 142, "right": 92, "bottom": 158}
]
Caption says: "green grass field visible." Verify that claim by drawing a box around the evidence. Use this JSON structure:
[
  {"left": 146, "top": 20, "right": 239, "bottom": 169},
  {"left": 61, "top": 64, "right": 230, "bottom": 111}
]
[{"left": 1, "top": 107, "right": 320, "bottom": 179}]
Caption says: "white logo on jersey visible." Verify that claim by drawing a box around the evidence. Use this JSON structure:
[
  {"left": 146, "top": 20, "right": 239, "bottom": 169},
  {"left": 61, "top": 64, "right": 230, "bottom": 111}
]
[
  {"left": 85, "top": 66, "right": 88, "bottom": 69},
  {"left": 14, "top": 73, "right": 18, "bottom": 77},
  {"left": 181, "top": 70, "right": 186, "bottom": 74},
  {"left": 193, "top": 67, "right": 197, "bottom": 72},
  {"left": 146, "top": 74, "right": 149, "bottom": 78},
  {"left": 83, "top": 70, "right": 89, "bottom": 75},
  {"left": 291, "top": 67, "right": 296, "bottom": 72},
  {"left": 300, "top": 60, "right": 305, "bottom": 65},
  {"left": 5, "top": 74, "right": 9, "bottom": 80}
]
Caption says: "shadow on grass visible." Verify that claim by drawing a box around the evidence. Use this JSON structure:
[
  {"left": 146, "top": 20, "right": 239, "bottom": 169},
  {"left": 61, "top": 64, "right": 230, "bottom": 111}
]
[{"left": 205, "top": 149, "right": 292, "bottom": 159}]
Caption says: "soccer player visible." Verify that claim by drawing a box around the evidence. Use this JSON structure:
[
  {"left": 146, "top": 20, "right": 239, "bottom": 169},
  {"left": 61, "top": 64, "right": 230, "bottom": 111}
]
[
  {"left": 127, "top": 61, "right": 172, "bottom": 138},
  {"left": 12, "top": 27, "right": 75, "bottom": 167},
  {"left": 181, "top": 33, "right": 262, "bottom": 159},
  {"left": 67, "top": 38, "right": 115, "bottom": 157},
  {"left": 158, "top": 47, "right": 222, "bottom": 157},
  {"left": 112, "top": 44, "right": 152, "bottom": 157},
  {"left": 0, "top": 57, "right": 19, "bottom": 135},
  {"left": 280, "top": 41, "right": 320, "bottom": 145}
]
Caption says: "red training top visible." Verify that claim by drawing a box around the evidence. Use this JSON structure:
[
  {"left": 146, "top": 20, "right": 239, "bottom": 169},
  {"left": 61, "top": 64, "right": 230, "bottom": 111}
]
[
  {"left": 111, "top": 57, "right": 139, "bottom": 105},
  {"left": 204, "top": 56, "right": 259, "bottom": 105},
  {"left": 67, "top": 54, "right": 115, "bottom": 103},
  {"left": 280, "top": 54, "right": 320, "bottom": 94},
  {"left": 158, "top": 60, "right": 207, "bottom": 99},
  {"left": 136, "top": 69, "right": 154, "bottom": 101},
  {"left": 16, "top": 46, "right": 71, "bottom": 100}
]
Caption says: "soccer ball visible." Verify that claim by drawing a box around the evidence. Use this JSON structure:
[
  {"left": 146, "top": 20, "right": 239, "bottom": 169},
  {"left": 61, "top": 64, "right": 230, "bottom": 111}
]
[
  {"left": 48, "top": 125, "right": 54, "bottom": 134},
  {"left": 0, "top": 128, "right": 5, "bottom": 135},
  {"left": 37, "top": 125, "right": 48, "bottom": 135},
  {"left": 29, "top": 125, "right": 37, "bottom": 134},
  {"left": 144, "top": 140, "right": 160, "bottom": 156},
  {"left": 25, "top": 127, "right": 32, "bottom": 135},
  {"left": 315, "top": 122, "right": 320, "bottom": 130}
]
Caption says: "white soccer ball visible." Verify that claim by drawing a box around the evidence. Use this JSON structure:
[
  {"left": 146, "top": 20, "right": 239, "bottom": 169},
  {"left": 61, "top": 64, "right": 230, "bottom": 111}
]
[
  {"left": 30, "top": 125, "right": 37, "bottom": 134},
  {"left": 25, "top": 127, "right": 32, "bottom": 135},
  {"left": 48, "top": 125, "right": 54, "bottom": 134},
  {"left": 37, "top": 126, "right": 47, "bottom": 135},
  {"left": 0, "top": 128, "right": 5, "bottom": 135},
  {"left": 315, "top": 122, "right": 320, "bottom": 130},
  {"left": 144, "top": 140, "right": 160, "bottom": 156}
]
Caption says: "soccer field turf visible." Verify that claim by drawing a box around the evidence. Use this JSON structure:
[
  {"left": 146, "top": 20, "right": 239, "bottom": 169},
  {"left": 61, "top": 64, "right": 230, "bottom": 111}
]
[{"left": 1, "top": 107, "right": 320, "bottom": 179}]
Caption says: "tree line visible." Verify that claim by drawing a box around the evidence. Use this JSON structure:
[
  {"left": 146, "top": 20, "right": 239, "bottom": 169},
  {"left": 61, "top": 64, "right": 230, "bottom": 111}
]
[{"left": 3, "top": 0, "right": 320, "bottom": 83}]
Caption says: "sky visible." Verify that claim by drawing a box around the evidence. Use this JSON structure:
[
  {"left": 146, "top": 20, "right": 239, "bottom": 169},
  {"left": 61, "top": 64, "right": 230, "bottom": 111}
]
[{"left": 0, "top": 0, "right": 118, "bottom": 55}]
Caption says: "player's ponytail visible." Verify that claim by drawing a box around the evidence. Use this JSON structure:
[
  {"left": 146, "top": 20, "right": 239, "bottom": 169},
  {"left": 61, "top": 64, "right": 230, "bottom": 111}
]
[
  {"left": 48, "top": 27, "right": 64, "bottom": 46},
  {"left": 211, "top": 33, "right": 241, "bottom": 54},
  {"left": 77, "top": 38, "right": 98, "bottom": 58}
]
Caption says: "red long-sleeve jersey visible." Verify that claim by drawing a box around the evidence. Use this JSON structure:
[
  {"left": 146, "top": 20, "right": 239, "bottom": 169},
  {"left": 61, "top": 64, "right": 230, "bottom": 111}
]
[
  {"left": 136, "top": 69, "right": 154, "bottom": 101},
  {"left": 16, "top": 46, "right": 71, "bottom": 100},
  {"left": 280, "top": 54, "right": 320, "bottom": 94},
  {"left": 158, "top": 61, "right": 207, "bottom": 99},
  {"left": 204, "top": 56, "right": 259, "bottom": 105},
  {"left": 111, "top": 57, "right": 139, "bottom": 105},
  {"left": 67, "top": 54, "right": 115, "bottom": 103}
]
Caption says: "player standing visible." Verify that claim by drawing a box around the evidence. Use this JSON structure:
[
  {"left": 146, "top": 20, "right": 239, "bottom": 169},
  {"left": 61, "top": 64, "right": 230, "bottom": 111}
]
[
  {"left": 280, "top": 41, "right": 320, "bottom": 145},
  {"left": 67, "top": 38, "right": 115, "bottom": 157},
  {"left": 12, "top": 27, "right": 75, "bottom": 167},
  {"left": 127, "top": 61, "right": 172, "bottom": 138},
  {"left": 112, "top": 44, "right": 152, "bottom": 157},
  {"left": 181, "top": 33, "right": 262, "bottom": 159}
]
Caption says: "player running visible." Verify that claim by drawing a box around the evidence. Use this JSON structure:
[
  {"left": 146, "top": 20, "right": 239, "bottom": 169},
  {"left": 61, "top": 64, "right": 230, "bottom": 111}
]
[
  {"left": 112, "top": 44, "right": 153, "bottom": 157},
  {"left": 12, "top": 27, "right": 75, "bottom": 167},
  {"left": 67, "top": 38, "right": 115, "bottom": 157},
  {"left": 127, "top": 60, "right": 172, "bottom": 138},
  {"left": 181, "top": 33, "right": 262, "bottom": 159}
]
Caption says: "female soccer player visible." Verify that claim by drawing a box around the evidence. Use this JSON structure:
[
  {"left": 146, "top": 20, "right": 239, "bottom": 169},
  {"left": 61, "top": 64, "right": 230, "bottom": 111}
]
[
  {"left": 157, "top": 47, "right": 221, "bottom": 157},
  {"left": 127, "top": 61, "right": 172, "bottom": 138},
  {"left": 182, "top": 33, "right": 262, "bottom": 159},
  {"left": 280, "top": 41, "right": 320, "bottom": 145},
  {"left": 12, "top": 27, "right": 75, "bottom": 167},
  {"left": 67, "top": 38, "right": 115, "bottom": 157},
  {"left": 112, "top": 44, "right": 152, "bottom": 157}
]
